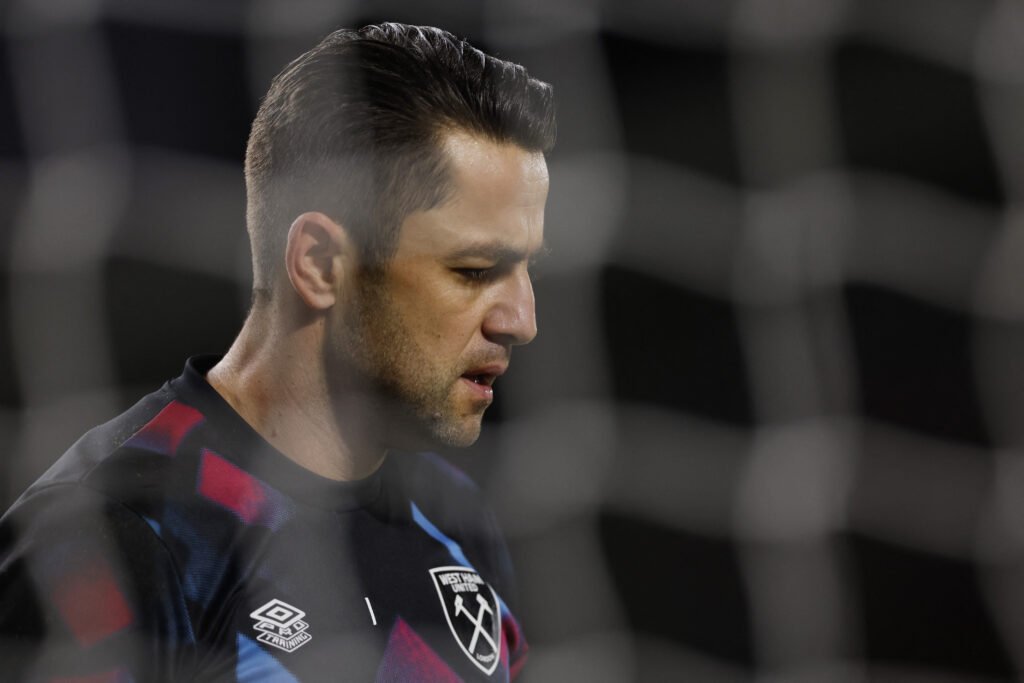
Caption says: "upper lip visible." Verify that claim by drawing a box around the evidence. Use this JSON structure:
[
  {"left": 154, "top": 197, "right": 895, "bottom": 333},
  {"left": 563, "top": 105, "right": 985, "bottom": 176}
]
[{"left": 462, "top": 364, "right": 508, "bottom": 386}]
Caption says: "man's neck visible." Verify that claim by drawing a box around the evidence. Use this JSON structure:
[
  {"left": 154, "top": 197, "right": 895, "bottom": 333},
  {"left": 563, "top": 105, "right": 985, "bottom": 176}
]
[{"left": 206, "top": 311, "right": 387, "bottom": 482}]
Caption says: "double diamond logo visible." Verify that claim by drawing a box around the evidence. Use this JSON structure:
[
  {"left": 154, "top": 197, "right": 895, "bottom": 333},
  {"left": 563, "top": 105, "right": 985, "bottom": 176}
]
[
  {"left": 430, "top": 566, "right": 502, "bottom": 675},
  {"left": 250, "top": 599, "right": 313, "bottom": 653}
]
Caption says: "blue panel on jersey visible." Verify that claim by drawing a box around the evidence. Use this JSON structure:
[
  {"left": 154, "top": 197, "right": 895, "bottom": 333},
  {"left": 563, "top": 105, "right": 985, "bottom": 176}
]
[
  {"left": 410, "top": 501, "right": 474, "bottom": 570},
  {"left": 410, "top": 502, "right": 513, "bottom": 617},
  {"left": 236, "top": 633, "right": 300, "bottom": 683},
  {"left": 143, "top": 516, "right": 161, "bottom": 536}
]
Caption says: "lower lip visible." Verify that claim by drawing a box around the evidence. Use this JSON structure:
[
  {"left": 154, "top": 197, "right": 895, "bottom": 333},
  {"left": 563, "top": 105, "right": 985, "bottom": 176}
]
[{"left": 460, "top": 377, "right": 494, "bottom": 402}]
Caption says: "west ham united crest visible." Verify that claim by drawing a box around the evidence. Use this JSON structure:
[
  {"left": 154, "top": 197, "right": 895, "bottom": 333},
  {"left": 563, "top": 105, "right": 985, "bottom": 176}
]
[{"left": 429, "top": 566, "right": 502, "bottom": 675}]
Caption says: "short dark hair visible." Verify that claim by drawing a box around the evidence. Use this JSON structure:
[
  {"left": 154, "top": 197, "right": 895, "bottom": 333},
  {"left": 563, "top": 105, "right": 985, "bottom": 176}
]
[{"left": 245, "top": 23, "right": 557, "bottom": 298}]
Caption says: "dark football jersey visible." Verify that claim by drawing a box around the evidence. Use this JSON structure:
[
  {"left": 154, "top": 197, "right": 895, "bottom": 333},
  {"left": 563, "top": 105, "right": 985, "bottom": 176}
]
[{"left": 0, "top": 356, "right": 527, "bottom": 682}]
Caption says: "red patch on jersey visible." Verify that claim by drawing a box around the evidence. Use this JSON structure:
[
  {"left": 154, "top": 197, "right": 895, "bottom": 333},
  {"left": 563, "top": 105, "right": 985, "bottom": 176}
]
[
  {"left": 503, "top": 611, "right": 528, "bottom": 679},
  {"left": 52, "top": 560, "right": 134, "bottom": 647},
  {"left": 197, "top": 450, "right": 268, "bottom": 524},
  {"left": 125, "top": 400, "right": 204, "bottom": 456},
  {"left": 376, "top": 617, "right": 461, "bottom": 683}
]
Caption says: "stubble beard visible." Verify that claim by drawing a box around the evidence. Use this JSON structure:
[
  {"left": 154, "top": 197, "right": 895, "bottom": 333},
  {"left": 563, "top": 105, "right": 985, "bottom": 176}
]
[{"left": 328, "top": 276, "right": 483, "bottom": 451}]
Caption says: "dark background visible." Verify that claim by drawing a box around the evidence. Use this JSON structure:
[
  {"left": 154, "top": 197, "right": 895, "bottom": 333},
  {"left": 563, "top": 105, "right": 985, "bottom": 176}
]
[{"left": 3, "top": 0, "right": 1024, "bottom": 680}]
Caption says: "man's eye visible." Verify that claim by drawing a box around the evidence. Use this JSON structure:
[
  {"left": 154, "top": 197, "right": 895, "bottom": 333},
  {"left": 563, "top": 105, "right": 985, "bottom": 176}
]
[{"left": 455, "top": 268, "right": 492, "bottom": 282}]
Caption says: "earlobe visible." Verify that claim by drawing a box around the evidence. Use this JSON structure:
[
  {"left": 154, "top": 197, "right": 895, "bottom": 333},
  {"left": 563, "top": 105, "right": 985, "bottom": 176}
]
[{"left": 284, "top": 212, "right": 348, "bottom": 310}]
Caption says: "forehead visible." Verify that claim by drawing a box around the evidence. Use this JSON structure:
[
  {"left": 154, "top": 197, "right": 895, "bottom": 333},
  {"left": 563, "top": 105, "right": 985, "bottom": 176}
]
[
  {"left": 394, "top": 131, "right": 549, "bottom": 257},
  {"left": 442, "top": 131, "right": 549, "bottom": 205}
]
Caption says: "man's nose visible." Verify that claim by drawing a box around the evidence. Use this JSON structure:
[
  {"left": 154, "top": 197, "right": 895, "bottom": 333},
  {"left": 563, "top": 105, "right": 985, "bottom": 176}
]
[{"left": 483, "top": 270, "right": 537, "bottom": 347}]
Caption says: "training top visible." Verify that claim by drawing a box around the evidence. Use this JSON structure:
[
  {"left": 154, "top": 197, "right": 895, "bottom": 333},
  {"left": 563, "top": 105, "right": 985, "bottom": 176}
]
[{"left": 0, "top": 356, "right": 527, "bottom": 682}]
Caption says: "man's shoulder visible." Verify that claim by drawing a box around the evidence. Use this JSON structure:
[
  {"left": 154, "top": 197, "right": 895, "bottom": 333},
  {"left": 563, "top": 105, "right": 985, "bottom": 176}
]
[
  {"left": 0, "top": 377, "right": 208, "bottom": 681},
  {"left": 18, "top": 382, "right": 181, "bottom": 499},
  {"left": 3, "top": 360, "right": 240, "bottom": 553},
  {"left": 0, "top": 366, "right": 279, "bottom": 625}
]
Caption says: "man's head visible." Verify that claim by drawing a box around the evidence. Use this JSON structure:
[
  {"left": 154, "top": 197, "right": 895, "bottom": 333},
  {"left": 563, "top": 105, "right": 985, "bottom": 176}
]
[
  {"left": 245, "top": 23, "right": 556, "bottom": 295},
  {"left": 244, "top": 24, "right": 555, "bottom": 450}
]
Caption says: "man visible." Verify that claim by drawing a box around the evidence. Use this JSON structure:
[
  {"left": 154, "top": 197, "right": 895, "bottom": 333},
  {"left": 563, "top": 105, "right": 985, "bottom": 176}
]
[{"left": 0, "top": 23, "right": 554, "bottom": 682}]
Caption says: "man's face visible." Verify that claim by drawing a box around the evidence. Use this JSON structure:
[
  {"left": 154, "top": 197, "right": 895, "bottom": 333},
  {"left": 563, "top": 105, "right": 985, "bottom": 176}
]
[{"left": 332, "top": 131, "right": 549, "bottom": 449}]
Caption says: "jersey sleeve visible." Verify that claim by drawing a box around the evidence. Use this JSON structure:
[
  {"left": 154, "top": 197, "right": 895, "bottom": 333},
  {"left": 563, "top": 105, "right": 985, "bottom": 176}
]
[{"left": 0, "top": 484, "right": 197, "bottom": 682}]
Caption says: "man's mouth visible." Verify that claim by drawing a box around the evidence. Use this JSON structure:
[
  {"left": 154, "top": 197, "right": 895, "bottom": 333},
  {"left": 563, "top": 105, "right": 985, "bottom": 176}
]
[
  {"left": 459, "top": 364, "right": 507, "bottom": 401},
  {"left": 461, "top": 363, "right": 506, "bottom": 385}
]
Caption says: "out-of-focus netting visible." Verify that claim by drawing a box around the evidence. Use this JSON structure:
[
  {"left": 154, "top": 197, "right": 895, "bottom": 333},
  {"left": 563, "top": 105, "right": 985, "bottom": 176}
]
[{"left": 2, "top": 0, "right": 1023, "bottom": 681}]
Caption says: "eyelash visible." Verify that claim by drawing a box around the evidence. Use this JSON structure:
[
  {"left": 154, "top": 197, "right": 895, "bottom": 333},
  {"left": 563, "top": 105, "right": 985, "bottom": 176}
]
[
  {"left": 456, "top": 268, "right": 492, "bottom": 282},
  {"left": 455, "top": 261, "right": 543, "bottom": 283}
]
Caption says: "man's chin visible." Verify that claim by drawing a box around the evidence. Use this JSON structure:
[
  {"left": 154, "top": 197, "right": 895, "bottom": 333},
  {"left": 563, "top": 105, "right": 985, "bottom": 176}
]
[
  {"left": 436, "top": 425, "right": 482, "bottom": 449},
  {"left": 382, "top": 410, "right": 483, "bottom": 451},
  {"left": 421, "top": 414, "right": 483, "bottom": 449},
  {"left": 423, "top": 411, "right": 487, "bottom": 448}
]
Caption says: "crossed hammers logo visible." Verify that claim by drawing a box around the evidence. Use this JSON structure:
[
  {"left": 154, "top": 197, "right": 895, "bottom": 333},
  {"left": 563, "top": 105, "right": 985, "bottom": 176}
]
[{"left": 454, "top": 592, "right": 497, "bottom": 655}]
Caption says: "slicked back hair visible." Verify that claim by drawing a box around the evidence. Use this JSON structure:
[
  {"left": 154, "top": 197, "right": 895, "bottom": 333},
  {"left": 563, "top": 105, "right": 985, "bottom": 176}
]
[{"left": 245, "top": 23, "right": 557, "bottom": 301}]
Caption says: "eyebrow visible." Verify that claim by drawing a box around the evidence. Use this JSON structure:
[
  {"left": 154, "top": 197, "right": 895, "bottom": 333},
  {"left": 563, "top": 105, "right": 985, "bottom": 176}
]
[{"left": 447, "top": 240, "right": 550, "bottom": 264}]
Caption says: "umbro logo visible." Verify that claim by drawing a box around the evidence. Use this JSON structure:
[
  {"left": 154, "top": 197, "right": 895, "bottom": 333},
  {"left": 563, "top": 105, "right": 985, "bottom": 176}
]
[{"left": 250, "top": 599, "right": 313, "bottom": 653}]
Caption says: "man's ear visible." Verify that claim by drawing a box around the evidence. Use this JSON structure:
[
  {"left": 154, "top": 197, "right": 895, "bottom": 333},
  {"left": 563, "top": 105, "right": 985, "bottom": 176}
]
[{"left": 284, "top": 211, "right": 352, "bottom": 310}]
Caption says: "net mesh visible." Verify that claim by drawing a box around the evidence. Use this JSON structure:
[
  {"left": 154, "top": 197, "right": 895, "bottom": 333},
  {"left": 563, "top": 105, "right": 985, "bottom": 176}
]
[{"left": 2, "top": 0, "right": 1021, "bottom": 680}]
